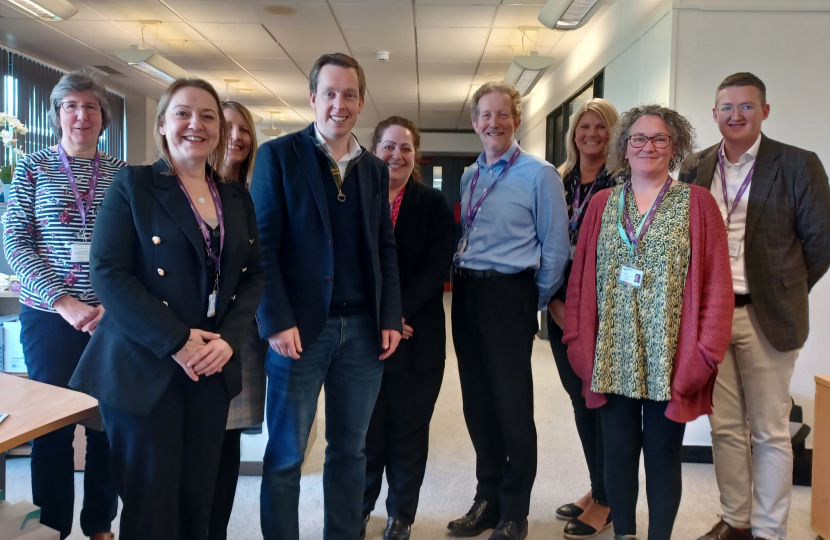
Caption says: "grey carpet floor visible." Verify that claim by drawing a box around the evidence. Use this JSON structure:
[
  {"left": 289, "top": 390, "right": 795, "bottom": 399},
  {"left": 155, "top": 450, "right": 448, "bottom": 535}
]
[{"left": 3, "top": 295, "right": 814, "bottom": 539}]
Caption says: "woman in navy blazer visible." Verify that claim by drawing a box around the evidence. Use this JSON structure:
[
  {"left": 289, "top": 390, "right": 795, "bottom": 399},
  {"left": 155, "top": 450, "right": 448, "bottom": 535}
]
[
  {"left": 361, "top": 117, "right": 456, "bottom": 540},
  {"left": 70, "top": 79, "right": 263, "bottom": 540}
]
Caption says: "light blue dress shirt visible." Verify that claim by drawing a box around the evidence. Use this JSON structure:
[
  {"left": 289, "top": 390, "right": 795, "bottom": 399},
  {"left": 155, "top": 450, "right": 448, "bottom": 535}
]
[{"left": 454, "top": 140, "right": 570, "bottom": 310}]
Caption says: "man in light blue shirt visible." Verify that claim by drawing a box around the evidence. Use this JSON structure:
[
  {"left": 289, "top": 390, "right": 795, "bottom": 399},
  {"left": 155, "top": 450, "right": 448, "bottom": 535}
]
[{"left": 447, "top": 82, "right": 569, "bottom": 540}]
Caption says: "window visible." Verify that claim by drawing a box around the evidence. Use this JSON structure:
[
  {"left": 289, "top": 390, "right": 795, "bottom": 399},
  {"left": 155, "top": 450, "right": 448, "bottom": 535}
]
[
  {"left": 432, "top": 165, "right": 443, "bottom": 190},
  {"left": 0, "top": 47, "right": 126, "bottom": 164},
  {"left": 545, "top": 70, "right": 604, "bottom": 167}
]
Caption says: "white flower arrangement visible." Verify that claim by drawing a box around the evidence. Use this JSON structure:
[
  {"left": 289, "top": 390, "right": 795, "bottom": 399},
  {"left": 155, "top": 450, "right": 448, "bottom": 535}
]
[{"left": 0, "top": 112, "right": 28, "bottom": 184}]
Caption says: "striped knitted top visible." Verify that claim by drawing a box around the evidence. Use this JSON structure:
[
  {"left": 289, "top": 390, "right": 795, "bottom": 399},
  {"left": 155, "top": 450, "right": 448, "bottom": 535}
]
[{"left": 2, "top": 147, "right": 126, "bottom": 311}]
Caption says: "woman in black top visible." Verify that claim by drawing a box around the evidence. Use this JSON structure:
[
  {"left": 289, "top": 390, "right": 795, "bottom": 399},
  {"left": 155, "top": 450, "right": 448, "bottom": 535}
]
[
  {"left": 548, "top": 98, "right": 620, "bottom": 539},
  {"left": 361, "top": 116, "right": 456, "bottom": 540},
  {"left": 70, "top": 79, "right": 263, "bottom": 540}
]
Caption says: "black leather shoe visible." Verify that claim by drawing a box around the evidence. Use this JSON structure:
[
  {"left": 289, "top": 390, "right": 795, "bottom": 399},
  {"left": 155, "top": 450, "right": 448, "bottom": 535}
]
[
  {"left": 358, "top": 514, "right": 370, "bottom": 540},
  {"left": 555, "top": 503, "right": 585, "bottom": 521},
  {"left": 447, "top": 499, "right": 500, "bottom": 537},
  {"left": 563, "top": 514, "right": 612, "bottom": 539},
  {"left": 383, "top": 517, "right": 411, "bottom": 540},
  {"left": 488, "top": 520, "right": 528, "bottom": 540},
  {"left": 696, "top": 519, "right": 753, "bottom": 540}
]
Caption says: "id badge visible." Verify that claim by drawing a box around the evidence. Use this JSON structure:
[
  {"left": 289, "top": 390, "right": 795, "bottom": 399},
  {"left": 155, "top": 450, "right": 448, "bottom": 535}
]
[
  {"left": 728, "top": 237, "right": 741, "bottom": 259},
  {"left": 569, "top": 244, "right": 576, "bottom": 260},
  {"left": 70, "top": 243, "right": 91, "bottom": 263},
  {"left": 458, "top": 234, "right": 469, "bottom": 255},
  {"left": 619, "top": 265, "right": 644, "bottom": 288},
  {"left": 207, "top": 291, "right": 217, "bottom": 318}
]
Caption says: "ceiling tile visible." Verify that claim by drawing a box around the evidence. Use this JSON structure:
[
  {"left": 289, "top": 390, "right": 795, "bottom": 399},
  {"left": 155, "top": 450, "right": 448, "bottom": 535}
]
[
  {"left": 262, "top": 81, "right": 313, "bottom": 100},
  {"left": 415, "top": 0, "right": 499, "bottom": 5},
  {"left": 478, "top": 61, "right": 513, "bottom": 73},
  {"left": 481, "top": 44, "right": 518, "bottom": 62},
  {"left": 280, "top": 43, "right": 351, "bottom": 60},
  {"left": 79, "top": 0, "right": 182, "bottom": 21},
  {"left": 492, "top": 4, "right": 545, "bottom": 28},
  {"left": 416, "top": 28, "right": 489, "bottom": 62},
  {"left": 170, "top": 56, "right": 241, "bottom": 70},
  {"left": 418, "top": 61, "right": 478, "bottom": 75},
  {"left": 329, "top": 0, "right": 410, "bottom": 5},
  {"left": 420, "top": 101, "right": 465, "bottom": 109},
  {"left": 248, "top": 3, "right": 338, "bottom": 26},
  {"left": 414, "top": 5, "right": 496, "bottom": 28},
  {"left": 361, "top": 61, "right": 418, "bottom": 77},
  {"left": 212, "top": 40, "right": 288, "bottom": 59},
  {"left": 332, "top": 5, "right": 413, "bottom": 27},
  {"left": 158, "top": 40, "right": 224, "bottom": 56},
  {"left": 473, "top": 73, "right": 504, "bottom": 85},
  {"left": 488, "top": 27, "right": 562, "bottom": 47},
  {"left": 350, "top": 44, "right": 415, "bottom": 64},
  {"left": 112, "top": 21, "right": 206, "bottom": 41},
  {"left": 267, "top": 26, "right": 347, "bottom": 46},
  {"left": 341, "top": 27, "right": 415, "bottom": 47},
  {"left": 190, "top": 69, "right": 258, "bottom": 82},
  {"left": 54, "top": 21, "right": 135, "bottom": 42},
  {"left": 236, "top": 58, "right": 301, "bottom": 72},
  {"left": 191, "top": 23, "right": 274, "bottom": 43},
  {"left": 163, "top": 1, "right": 261, "bottom": 23},
  {"left": 249, "top": 70, "right": 309, "bottom": 83},
  {"left": 374, "top": 101, "right": 419, "bottom": 117}
]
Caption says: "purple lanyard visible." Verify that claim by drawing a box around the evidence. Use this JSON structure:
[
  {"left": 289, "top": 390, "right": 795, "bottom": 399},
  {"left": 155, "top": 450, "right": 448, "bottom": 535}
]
[
  {"left": 465, "top": 146, "right": 522, "bottom": 228},
  {"left": 570, "top": 179, "right": 598, "bottom": 229},
  {"left": 617, "top": 176, "right": 673, "bottom": 256},
  {"left": 58, "top": 143, "right": 100, "bottom": 230},
  {"left": 718, "top": 142, "right": 755, "bottom": 229},
  {"left": 175, "top": 175, "right": 225, "bottom": 276}
]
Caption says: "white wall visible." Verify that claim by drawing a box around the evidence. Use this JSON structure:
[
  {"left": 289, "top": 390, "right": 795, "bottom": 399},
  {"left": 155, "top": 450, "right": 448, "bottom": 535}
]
[
  {"left": 125, "top": 94, "right": 159, "bottom": 165},
  {"left": 672, "top": 0, "right": 830, "bottom": 447},
  {"left": 520, "top": 0, "right": 674, "bottom": 159}
]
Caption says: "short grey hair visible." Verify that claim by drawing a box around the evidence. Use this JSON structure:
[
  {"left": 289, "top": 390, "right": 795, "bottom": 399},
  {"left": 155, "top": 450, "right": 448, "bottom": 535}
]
[
  {"left": 607, "top": 104, "right": 696, "bottom": 177},
  {"left": 48, "top": 70, "right": 112, "bottom": 139}
]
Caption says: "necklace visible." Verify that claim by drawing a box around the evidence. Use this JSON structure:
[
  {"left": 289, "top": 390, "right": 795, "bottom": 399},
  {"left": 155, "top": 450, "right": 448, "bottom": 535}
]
[{"left": 197, "top": 194, "right": 207, "bottom": 205}]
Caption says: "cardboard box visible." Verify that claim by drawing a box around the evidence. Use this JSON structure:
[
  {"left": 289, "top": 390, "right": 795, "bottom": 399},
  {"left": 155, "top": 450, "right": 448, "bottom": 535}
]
[{"left": 2, "top": 320, "right": 25, "bottom": 374}]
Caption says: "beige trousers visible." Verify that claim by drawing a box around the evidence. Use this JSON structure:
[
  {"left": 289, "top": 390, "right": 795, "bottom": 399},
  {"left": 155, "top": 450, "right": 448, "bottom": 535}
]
[{"left": 710, "top": 305, "right": 798, "bottom": 540}]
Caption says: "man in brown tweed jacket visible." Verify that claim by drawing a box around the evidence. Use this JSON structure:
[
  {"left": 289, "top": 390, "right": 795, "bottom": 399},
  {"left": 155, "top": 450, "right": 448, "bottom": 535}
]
[{"left": 681, "top": 72, "right": 830, "bottom": 540}]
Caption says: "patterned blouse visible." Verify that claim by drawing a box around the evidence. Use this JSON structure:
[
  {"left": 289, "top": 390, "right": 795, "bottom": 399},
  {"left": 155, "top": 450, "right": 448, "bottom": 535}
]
[
  {"left": 564, "top": 164, "right": 620, "bottom": 249},
  {"left": 2, "top": 147, "right": 126, "bottom": 311},
  {"left": 591, "top": 183, "right": 691, "bottom": 401}
]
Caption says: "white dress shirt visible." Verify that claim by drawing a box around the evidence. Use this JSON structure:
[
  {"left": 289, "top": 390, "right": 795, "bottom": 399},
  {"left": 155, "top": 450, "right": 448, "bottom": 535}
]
[
  {"left": 710, "top": 133, "right": 762, "bottom": 294},
  {"left": 313, "top": 123, "right": 362, "bottom": 180}
]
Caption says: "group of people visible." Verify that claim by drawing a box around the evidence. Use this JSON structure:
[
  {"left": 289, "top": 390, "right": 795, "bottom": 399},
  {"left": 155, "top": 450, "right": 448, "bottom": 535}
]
[{"left": 3, "top": 51, "right": 828, "bottom": 540}]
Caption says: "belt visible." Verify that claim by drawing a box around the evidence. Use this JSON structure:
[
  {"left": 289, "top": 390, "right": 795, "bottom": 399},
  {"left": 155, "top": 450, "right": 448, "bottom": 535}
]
[
  {"left": 735, "top": 293, "right": 752, "bottom": 307},
  {"left": 453, "top": 267, "right": 534, "bottom": 279}
]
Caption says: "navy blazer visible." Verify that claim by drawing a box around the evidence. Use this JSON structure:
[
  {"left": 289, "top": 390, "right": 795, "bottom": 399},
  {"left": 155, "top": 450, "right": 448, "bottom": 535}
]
[
  {"left": 70, "top": 160, "right": 264, "bottom": 416},
  {"left": 250, "top": 123, "right": 402, "bottom": 347},
  {"left": 386, "top": 180, "right": 455, "bottom": 373}
]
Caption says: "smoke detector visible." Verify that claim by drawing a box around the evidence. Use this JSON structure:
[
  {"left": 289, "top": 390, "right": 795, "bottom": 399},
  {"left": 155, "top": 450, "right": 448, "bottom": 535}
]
[{"left": 377, "top": 51, "right": 390, "bottom": 62}]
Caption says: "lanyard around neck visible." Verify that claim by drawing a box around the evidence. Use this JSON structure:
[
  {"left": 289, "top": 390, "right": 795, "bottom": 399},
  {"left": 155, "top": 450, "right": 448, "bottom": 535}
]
[
  {"left": 616, "top": 177, "right": 672, "bottom": 256},
  {"left": 58, "top": 143, "right": 100, "bottom": 231}
]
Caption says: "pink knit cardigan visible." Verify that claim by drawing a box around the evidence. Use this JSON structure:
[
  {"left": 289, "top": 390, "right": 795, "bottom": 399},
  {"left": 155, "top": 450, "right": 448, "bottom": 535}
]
[{"left": 563, "top": 185, "right": 734, "bottom": 423}]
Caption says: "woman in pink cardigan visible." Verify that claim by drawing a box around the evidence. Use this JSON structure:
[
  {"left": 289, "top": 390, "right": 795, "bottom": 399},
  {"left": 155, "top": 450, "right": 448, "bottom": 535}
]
[{"left": 563, "top": 104, "right": 734, "bottom": 540}]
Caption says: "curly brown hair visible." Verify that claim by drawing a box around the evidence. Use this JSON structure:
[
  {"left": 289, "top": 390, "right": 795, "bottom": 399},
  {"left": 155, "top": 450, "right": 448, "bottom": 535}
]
[
  {"left": 370, "top": 116, "right": 422, "bottom": 183},
  {"left": 607, "top": 104, "right": 696, "bottom": 177}
]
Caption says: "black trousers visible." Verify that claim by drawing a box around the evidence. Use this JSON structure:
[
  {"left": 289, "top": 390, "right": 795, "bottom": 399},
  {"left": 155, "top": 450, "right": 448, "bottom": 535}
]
[
  {"left": 18, "top": 307, "right": 117, "bottom": 539},
  {"left": 546, "top": 315, "right": 607, "bottom": 506},
  {"left": 363, "top": 365, "right": 445, "bottom": 524},
  {"left": 451, "top": 271, "right": 538, "bottom": 521},
  {"left": 207, "top": 428, "right": 244, "bottom": 540},
  {"left": 100, "top": 369, "right": 230, "bottom": 540},
  {"left": 601, "top": 394, "right": 686, "bottom": 540}
]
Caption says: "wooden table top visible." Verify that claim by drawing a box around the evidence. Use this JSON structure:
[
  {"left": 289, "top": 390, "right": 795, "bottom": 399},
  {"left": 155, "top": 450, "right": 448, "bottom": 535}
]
[
  {"left": 0, "top": 373, "right": 99, "bottom": 453},
  {"left": 817, "top": 375, "right": 830, "bottom": 390}
]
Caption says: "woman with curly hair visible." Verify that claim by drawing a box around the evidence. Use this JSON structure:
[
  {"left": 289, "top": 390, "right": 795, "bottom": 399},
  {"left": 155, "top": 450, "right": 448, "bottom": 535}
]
[{"left": 563, "top": 105, "right": 734, "bottom": 540}]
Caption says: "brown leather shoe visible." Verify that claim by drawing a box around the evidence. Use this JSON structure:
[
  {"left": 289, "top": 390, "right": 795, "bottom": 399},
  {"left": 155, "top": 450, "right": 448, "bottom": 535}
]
[
  {"left": 90, "top": 534, "right": 115, "bottom": 540},
  {"left": 697, "top": 519, "right": 752, "bottom": 540}
]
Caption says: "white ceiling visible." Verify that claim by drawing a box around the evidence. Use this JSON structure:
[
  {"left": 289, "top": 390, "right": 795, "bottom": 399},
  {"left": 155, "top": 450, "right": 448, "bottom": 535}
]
[{"left": 0, "top": 0, "right": 597, "bottom": 131}]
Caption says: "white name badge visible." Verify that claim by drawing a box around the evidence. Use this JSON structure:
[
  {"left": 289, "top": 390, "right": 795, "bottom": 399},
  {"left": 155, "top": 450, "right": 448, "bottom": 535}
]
[
  {"left": 207, "top": 291, "right": 217, "bottom": 318},
  {"left": 619, "top": 265, "right": 644, "bottom": 288},
  {"left": 569, "top": 244, "right": 576, "bottom": 260},
  {"left": 728, "top": 237, "right": 742, "bottom": 259},
  {"left": 69, "top": 243, "right": 91, "bottom": 262}
]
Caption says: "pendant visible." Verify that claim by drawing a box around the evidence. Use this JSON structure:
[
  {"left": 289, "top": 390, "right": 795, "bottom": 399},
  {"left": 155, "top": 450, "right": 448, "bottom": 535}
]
[
  {"left": 337, "top": 192, "right": 347, "bottom": 203},
  {"left": 198, "top": 197, "right": 206, "bottom": 205}
]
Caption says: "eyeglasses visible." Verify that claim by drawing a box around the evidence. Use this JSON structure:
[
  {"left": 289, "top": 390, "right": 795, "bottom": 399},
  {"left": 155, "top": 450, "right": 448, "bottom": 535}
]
[
  {"left": 717, "top": 104, "right": 757, "bottom": 115},
  {"left": 627, "top": 134, "right": 673, "bottom": 149},
  {"left": 60, "top": 102, "right": 102, "bottom": 115}
]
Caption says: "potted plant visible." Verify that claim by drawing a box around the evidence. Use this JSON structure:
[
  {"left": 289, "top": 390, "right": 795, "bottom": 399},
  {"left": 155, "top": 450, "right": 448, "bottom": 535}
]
[{"left": 0, "top": 112, "right": 28, "bottom": 203}]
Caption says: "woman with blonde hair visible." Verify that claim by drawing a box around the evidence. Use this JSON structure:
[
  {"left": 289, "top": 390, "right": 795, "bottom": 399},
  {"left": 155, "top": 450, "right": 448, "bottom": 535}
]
[
  {"left": 548, "top": 98, "right": 619, "bottom": 539},
  {"left": 70, "top": 79, "right": 264, "bottom": 540},
  {"left": 207, "top": 99, "right": 268, "bottom": 540}
]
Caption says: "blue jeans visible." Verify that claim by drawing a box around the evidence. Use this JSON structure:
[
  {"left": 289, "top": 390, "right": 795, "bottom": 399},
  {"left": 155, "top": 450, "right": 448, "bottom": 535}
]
[
  {"left": 261, "top": 313, "right": 384, "bottom": 540},
  {"left": 18, "top": 306, "right": 118, "bottom": 539}
]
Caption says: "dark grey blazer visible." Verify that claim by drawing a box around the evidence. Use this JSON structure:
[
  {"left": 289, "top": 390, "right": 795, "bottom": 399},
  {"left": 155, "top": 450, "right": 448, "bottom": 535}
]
[
  {"left": 679, "top": 134, "right": 830, "bottom": 352},
  {"left": 70, "top": 160, "right": 264, "bottom": 415}
]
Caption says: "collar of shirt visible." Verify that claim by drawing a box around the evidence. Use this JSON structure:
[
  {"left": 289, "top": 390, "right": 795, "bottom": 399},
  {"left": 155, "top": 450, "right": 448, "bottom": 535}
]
[
  {"left": 313, "top": 123, "right": 362, "bottom": 164},
  {"left": 476, "top": 139, "right": 521, "bottom": 171},
  {"left": 719, "top": 132, "right": 762, "bottom": 166}
]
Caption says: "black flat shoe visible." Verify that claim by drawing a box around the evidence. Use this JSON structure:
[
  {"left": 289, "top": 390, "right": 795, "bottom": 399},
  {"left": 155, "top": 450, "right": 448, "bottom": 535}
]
[
  {"left": 488, "top": 520, "right": 528, "bottom": 540},
  {"left": 563, "top": 514, "right": 613, "bottom": 539},
  {"left": 359, "top": 514, "right": 370, "bottom": 540},
  {"left": 447, "top": 499, "right": 500, "bottom": 537},
  {"left": 383, "top": 517, "right": 411, "bottom": 540},
  {"left": 555, "top": 503, "right": 585, "bottom": 521}
]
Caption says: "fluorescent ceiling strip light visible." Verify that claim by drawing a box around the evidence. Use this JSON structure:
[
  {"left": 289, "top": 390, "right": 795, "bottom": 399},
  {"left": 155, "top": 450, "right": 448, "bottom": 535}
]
[
  {"left": 6, "top": 0, "right": 78, "bottom": 20},
  {"left": 130, "top": 62, "right": 176, "bottom": 84},
  {"left": 556, "top": 0, "right": 599, "bottom": 28},
  {"left": 515, "top": 69, "right": 541, "bottom": 95}
]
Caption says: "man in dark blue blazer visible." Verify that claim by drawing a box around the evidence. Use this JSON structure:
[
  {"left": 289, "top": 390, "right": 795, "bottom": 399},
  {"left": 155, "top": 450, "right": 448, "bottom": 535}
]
[{"left": 250, "top": 53, "right": 403, "bottom": 540}]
